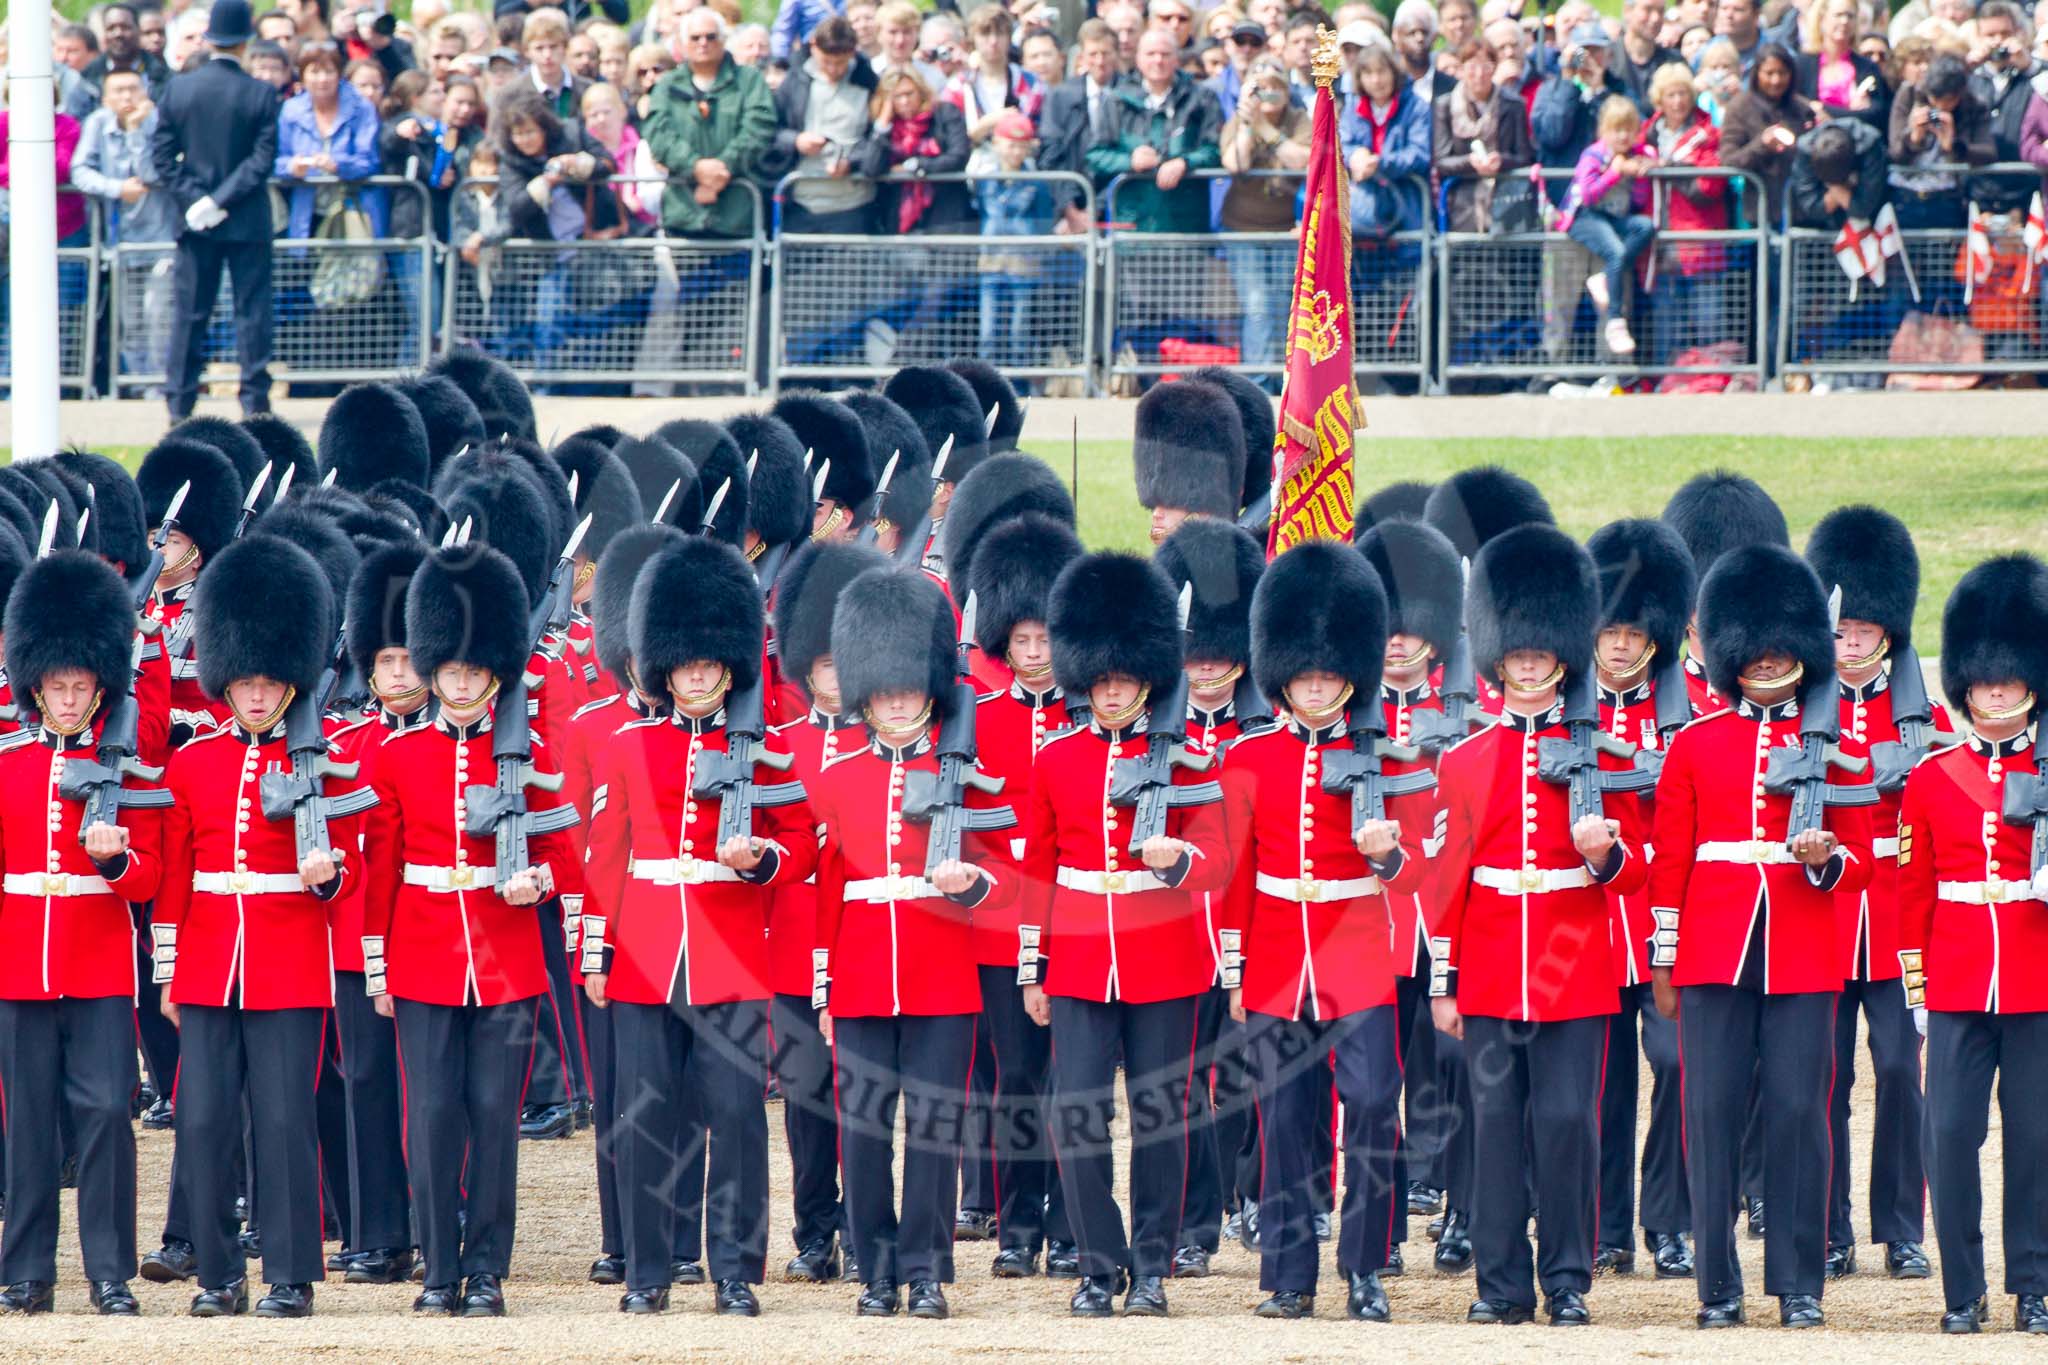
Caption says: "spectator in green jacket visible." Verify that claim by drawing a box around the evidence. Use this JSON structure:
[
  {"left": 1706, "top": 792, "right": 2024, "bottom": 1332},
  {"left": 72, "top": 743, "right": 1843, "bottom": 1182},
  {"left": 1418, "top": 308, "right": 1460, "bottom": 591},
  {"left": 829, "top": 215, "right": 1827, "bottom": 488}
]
[
  {"left": 640, "top": 8, "right": 777, "bottom": 238},
  {"left": 1085, "top": 26, "right": 1223, "bottom": 231}
]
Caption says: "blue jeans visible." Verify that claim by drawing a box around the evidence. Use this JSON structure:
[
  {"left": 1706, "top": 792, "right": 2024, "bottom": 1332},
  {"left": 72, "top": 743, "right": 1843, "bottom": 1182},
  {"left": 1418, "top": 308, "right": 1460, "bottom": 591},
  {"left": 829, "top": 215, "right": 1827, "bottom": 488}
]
[
  {"left": 1224, "top": 240, "right": 1291, "bottom": 387},
  {"left": 1566, "top": 208, "right": 1655, "bottom": 318},
  {"left": 977, "top": 270, "right": 1037, "bottom": 372}
]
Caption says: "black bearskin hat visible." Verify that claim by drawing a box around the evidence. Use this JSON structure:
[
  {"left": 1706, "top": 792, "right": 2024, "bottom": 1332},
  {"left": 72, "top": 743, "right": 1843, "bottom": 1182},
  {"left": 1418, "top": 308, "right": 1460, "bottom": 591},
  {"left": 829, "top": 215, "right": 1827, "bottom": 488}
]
[
  {"left": 239, "top": 413, "right": 318, "bottom": 495},
  {"left": 570, "top": 423, "right": 627, "bottom": 450},
  {"left": 440, "top": 471, "right": 553, "bottom": 606},
  {"left": 504, "top": 437, "right": 576, "bottom": 552},
  {"left": 1188, "top": 365, "right": 1274, "bottom": 516},
  {"left": 252, "top": 501, "right": 362, "bottom": 611},
  {"left": 630, "top": 536, "right": 763, "bottom": 693},
  {"left": 137, "top": 436, "right": 244, "bottom": 563},
  {"left": 945, "top": 359, "right": 1023, "bottom": 455},
  {"left": 1467, "top": 524, "right": 1600, "bottom": 684},
  {"left": 430, "top": 345, "right": 534, "bottom": 441},
  {"left": 1940, "top": 555, "right": 2048, "bottom": 716},
  {"left": 53, "top": 451, "right": 147, "bottom": 576},
  {"left": 5, "top": 551, "right": 136, "bottom": 706},
  {"left": 968, "top": 512, "right": 1084, "bottom": 659},
  {"left": 939, "top": 452, "right": 1074, "bottom": 595},
  {"left": 1662, "top": 470, "right": 1788, "bottom": 585},
  {"left": 1806, "top": 504, "right": 1918, "bottom": 650},
  {"left": 0, "top": 484, "right": 36, "bottom": 561},
  {"left": 368, "top": 478, "right": 448, "bottom": 544},
  {"left": 172, "top": 415, "right": 269, "bottom": 493},
  {"left": 841, "top": 390, "right": 931, "bottom": 476},
  {"left": 653, "top": 420, "right": 752, "bottom": 544},
  {"left": 551, "top": 437, "right": 645, "bottom": 562},
  {"left": 591, "top": 523, "right": 687, "bottom": 688},
  {"left": 6, "top": 464, "right": 81, "bottom": 554},
  {"left": 1132, "top": 379, "right": 1245, "bottom": 519},
  {"left": 1356, "top": 518, "right": 1462, "bottom": 657},
  {"left": 774, "top": 542, "right": 890, "bottom": 696},
  {"left": 738, "top": 418, "right": 810, "bottom": 549},
  {"left": 195, "top": 534, "right": 335, "bottom": 696},
  {"left": 1696, "top": 545, "right": 1835, "bottom": 701},
  {"left": 0, "top": 534, "right": 30, "bottom": 625},
  {"left": 1424, "top": 466, "right": 1555, "bottom": 560},
  {"left": 1587, "top": 518, "right": 1697, "bottom": 664},
  {"left": 318, "top": 383, "right": 432, "bottom": 492},
  {"left": 1050, "top": 552, "right": 1182, "bottom": 698},
  {"left": 395, "top": 374, "right": 487, "bottom": 476},
  {"left": 769, "top": 393, "right": 877, "bottom": 516},
  {"left": 407, "top": 543, "right": 531, "bottom": 683},
  {"left": 1155, "top": 517, "right": 1264, "bottom": 667},
  {"left": 347, "top": 539, "right": 427, "bottom": 679},
  {"left": 877, "top": 448, "right": 935, "bottom": 540},
  {"left": 1356, "top": 479, "right": 1435, "bottom": 535},
  {"left": 1252, "top": 540, "right": 1387, "bottom": 704},
  {"left": 25, "top": 461, "right": 95, "bottom": 556},
  {"left": 832, "top": 566, "right": 955, "bottom": 715},
  {"left": 333, "top": 493, "right": 420, "bottom": 555},
  {"left": 883, "top": 365, "right": 989, "bottom": 484},
  {"left": 612, "top": 433, "right": 701, "bottom": 531}
]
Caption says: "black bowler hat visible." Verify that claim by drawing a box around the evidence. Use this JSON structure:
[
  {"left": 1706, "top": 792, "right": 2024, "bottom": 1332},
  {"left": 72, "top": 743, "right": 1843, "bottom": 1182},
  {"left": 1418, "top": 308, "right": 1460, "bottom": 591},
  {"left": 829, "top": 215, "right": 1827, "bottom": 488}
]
[{"left": 206, "top": 0, "right": 256, "bottom": 47}]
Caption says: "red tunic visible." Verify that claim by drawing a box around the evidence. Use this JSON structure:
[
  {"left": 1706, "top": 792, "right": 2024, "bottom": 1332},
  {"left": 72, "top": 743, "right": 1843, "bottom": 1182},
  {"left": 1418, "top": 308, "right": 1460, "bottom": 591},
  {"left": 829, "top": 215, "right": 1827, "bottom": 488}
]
[
  {"left": 1896, "top": 730, "right": 2048, "bottom": 1015},
  {"left": 326, "top": 708, "right": 428, "bottom": 973},
  {"left": 1830, "top": 672, "right": 1956, "bottom": 982},
  {"left": 971, "top": 684, "right": 1069, "bottom": 967},
  {"left": 806, "top": 727, "right": 1016, "bottom": 1018},
  {"left": 1432, "top": 706, "right": 1650, "bottom": 1022},
  {"left": 1017, "top": 717, "right": 1232, "bottom": 1005},
  {"left": 361, "top": 710, "right": 580, "bottom": 1007},
  {"left": 1218, "top": 718, "right": 1427, "bottom": 1020},
  {"left": 155, "top": 724, "right": 368, "bottom": 1010},
  {"left": 567, "top": 614, "right": 612, "bottom": 702},
  {"left": 1647, "top": 699, "right": 1876, "bottom": 995},
  {"left": 1382, "top": 682, "right": 1449, "bottom": 975},
  {"left": 147, "top": 582, "right": 226, "bottom": 740},
  {"left": 581, "top": 712, "right": 816, "bottom": 1007},
  {"left": 1598, "top": 679, "right": 1671, "bottom": 989},
  {"left": 1683, "top": 654, "right": 1728, "bottom": 717},
  {"left": 0, "top": 722, "right": 162, "bottom": 1001},
  {"left": 765, "top": 710, "right": 861, "bottom": 998}
]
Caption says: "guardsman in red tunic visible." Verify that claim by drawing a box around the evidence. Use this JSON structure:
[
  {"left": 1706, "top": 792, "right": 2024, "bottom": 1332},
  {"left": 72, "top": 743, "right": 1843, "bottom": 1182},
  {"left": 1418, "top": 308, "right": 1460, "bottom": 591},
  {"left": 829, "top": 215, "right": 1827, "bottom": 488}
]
[
  {"left": 553, "top": 441, "right": 652, "bottom": 706},
  {"left": 1430, "top": 525, "right": 1650, "bottom": 1329},
  {"left": 1808, "top": 506, "right": 1949, "bottom": 1282},
  {"left": 1153, "top": 517, "right": 1267, "bottom": 1280},
  {"left": 361, "top": 543, "right": 580, "bottom": 1318},
  {"left": 0, "top": 552, "right": 164, "bottom": 1316},
  {"left": 1130, "top": 379, "right": 1244, "bottom": 554},
  {"left": 583, "top": 537, "right": 816, "bottom": 1317},
  {"left": 1223, "top": 541, "right": 1422, "bottom": 1322},
  {"left": 1897, "top": 555, "right": 2048, "bottom": 1335},
  {"left": 807, "top": 565, "right": 1015, "bottom": 1321},
  {"left": 1358, "top": 515, "right": 1475, "bottom": 1275},
  {"left": 880, "top": 364, "right": 993, "bottom": 586},
  {"left": 154, "top": 535, "right": 358, "bottom": 1318},
  {"left": 966, "top": 512, "right": 1085, "bottom": 1277},
  {"left": 764, "top": 542, "right": 888, "bottom": 1285},
  {"left": 1021, "top": 552, "right": 1233, "bottom": 1320},
  {"left": 1649, "top": 544, "right": 1876, "bottom": 1330},
  {"left": 136, "top": 437, "right": 247, "bottom": 744},
  {"left": 840, "top": 388, "right": 932, "bottom": 559},
  {"left": 728, "top": 419, "right": 809, "bottom": 722},
  {"left": 322, "top": 539, "right": 432, "bottom": 1287},
  {"left": 1662, "top": 471, "right": 1793, "bottom": 722},
  {"left": 1421, "top": 469, "right": 1558, "bottom": 723},
  {"left": 770, "top": 393, "right": 880, "bottom": 549},
  {"left": 1584, "top": 519, "right": 1698, "bottom": 1281}
]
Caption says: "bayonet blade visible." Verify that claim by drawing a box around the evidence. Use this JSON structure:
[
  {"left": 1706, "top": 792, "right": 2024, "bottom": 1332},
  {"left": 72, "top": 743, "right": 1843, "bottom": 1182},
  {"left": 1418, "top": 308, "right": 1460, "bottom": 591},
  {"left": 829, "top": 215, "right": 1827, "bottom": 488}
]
[
  {"left": 701, "top": 478, "right": 731, "bottom": 534},
  {"left": 36, "top": 501, "right": 59, "bottom": 558},
  {"left": 242, "top": 461, "right": 274, "bottom": 512},
  {"left": 874, "top": 450, "right": 900, "bottom": 497},
  {"left": 983, "top": 404, "right": 1001, "bottom": 438},
  {"left": 162, "top": 481, "right": 191, "bottom": 530},
  {"left": 1827, "top": 583, "right": 1843, "bottom": 634},
  {"left": 272, "top": 461, "right": 296, "bottom": 504},
  {"left": 566, "top": 470, "right": 580, "bottom": 504},
  {"left": 747, "top": 449, "right": 758, "bottom": 480},
  {"left": 320, "top": 468, "right": 338, "bottom": 489},
  {"left": 960, "top": 590, "right": 979, "bottom": 650},
  {"left": 439, "top": 519, "right": 461, "bottom": 549},
  {"left": 932, "top": 434, "right": 954, "bottom": 483},
  {"left": 802, "top": 447, "right": 815, "bottom": 477},
  {"left": 1176, "top": 581, "right": 1194, "bottom": 632},
  {"left": 811, "top": 461, "right": 830, "bottom": 505},
  {"left": 653, "top": 479, "right": 681, "bottom": 526},
  {"left": 561, "top": 513, "right": 594, "bottom": 564},
  {"left": 456, "top": 516, "right": 474, "bottom": 547},
  {"left": 76, "top": 508, "right": 91, "bottom": 546}
]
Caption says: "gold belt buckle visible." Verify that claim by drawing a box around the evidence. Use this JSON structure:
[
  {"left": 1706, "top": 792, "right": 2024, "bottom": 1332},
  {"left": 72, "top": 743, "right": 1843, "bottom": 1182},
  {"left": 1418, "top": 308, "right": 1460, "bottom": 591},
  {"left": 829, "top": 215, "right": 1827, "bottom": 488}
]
[
  {"left": 448, "top": 865, "right": 476, "bottom": 890},
  {"left": 229, "top": 870, "right": 254, "bottom": 894},
  {"left": 1103, "top": 871, "right": 1126, "bottom": 894},
  {"left": 1297, "top": 877, "right": 1322, "bottom": 902},
  {"left": 1519, "top": 868, "right": 1544, "bottom": 893},
  {"left": 890, "top": 875, "right": 916, "bottom": 899},
  {"left": 42, "top": 873, "right": 69, "bottom": 896},
  {"left": 678, "top": 858, "right": 704, "bottom": 885},
  {"left": 1752, "top": 840, "right": 1777, "bottom": 864},
  {"left": 1984, "top": 879, "right": 2011, "bottom": 904}
]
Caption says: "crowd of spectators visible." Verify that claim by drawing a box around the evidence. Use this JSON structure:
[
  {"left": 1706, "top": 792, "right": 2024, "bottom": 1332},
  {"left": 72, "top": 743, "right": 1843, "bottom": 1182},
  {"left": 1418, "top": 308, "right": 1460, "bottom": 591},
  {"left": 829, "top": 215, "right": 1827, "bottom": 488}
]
[{"left": 5, "top": 0, "right": 2048, "bottom": 391}]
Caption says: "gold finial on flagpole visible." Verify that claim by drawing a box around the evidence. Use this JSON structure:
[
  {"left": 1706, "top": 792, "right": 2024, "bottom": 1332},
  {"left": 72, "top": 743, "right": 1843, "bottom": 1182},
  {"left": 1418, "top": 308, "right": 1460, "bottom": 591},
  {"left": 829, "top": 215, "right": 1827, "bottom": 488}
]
[{"left": 1311, "top": 25, "right": 1343, "bottom": 87}]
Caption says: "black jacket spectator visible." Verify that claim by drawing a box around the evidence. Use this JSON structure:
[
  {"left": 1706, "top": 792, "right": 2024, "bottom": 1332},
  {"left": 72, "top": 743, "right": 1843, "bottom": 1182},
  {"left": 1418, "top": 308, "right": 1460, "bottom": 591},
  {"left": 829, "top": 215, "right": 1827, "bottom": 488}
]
[
  {"left": 492, "top": 99, "right": 619, "bottom": 241},
  {"left": 1969, "top": 61, "right": 2046, "bottom": 211},
  {"left": 1433, "top": 86, "right": 1535, "bottom": 232},
  {"left": 66, "top": 48, "right": 172, "bottom": 117},
  {"left": 152, "top": 52, "right": 281, "bottom": 242},
  {"left": 382, "top": 115, "right": 479, "bottom": 241},
  {"left": 1039, "top": 74, "right": 1109, "bottom": 213},
  {"left": 757, "top": 52, "right": 880, "bottom": 182},
  {"left": 862, "top": 96, "right": 973, "bottom": 232},
  {"left": 1613, "top": 43, "right": 1684, "bottom": 115},
  {"left": 1789, "top": 117, "right": 1888, "bottom": 228},
  {"left": 1720, "top": 82, "right": 1817, "bottom": 227},
  {"left": 1793, "top": 51, "right": 1890, "bottom": 133},
  {"left": 1533, "top": 66, "right": 1627, "bottom": 203},
  {"left": 495, "top": 0, "right": 630, "bottom": 22}
]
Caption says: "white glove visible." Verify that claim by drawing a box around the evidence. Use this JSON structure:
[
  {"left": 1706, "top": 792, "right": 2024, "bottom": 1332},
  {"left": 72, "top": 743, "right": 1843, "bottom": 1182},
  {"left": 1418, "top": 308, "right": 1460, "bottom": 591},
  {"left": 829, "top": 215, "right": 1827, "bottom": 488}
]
[
  {"left": 1914, "top": 1005, "right": 1928, "bottom": 1038},
  {"left": 184, "top": 195, "right": 227, "bottom": 232}
]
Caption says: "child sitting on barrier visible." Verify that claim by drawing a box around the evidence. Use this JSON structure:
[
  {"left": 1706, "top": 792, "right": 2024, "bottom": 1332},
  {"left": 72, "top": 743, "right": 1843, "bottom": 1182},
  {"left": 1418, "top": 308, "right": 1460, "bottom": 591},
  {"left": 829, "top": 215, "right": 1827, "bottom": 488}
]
[{"left": 1559, "top": 94, "right": 1657, "bottom": 356}]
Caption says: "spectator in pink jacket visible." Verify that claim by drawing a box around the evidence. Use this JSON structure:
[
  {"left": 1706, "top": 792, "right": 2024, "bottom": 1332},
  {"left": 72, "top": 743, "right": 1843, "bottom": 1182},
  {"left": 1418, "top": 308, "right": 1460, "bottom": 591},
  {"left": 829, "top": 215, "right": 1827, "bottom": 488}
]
[
  {"left": 0, "top": 103, "right": 89, "bottom": 244},
  {"left": 1561, "top": 94, "right": 1657, "bottom": 356}
]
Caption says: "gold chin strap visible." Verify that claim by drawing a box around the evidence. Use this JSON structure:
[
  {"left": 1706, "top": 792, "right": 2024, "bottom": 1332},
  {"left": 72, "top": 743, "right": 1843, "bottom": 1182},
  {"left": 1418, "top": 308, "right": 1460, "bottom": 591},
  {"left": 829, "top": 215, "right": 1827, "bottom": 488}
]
[
  {"left": 744, "top": 540, "right": 767, "bottom": 563},
  {"left": 1971, "top": 691, "right": 2036, "bottom": 723},
  {"left": 810, "top": 505, "right": 846, "bottom": 543},
  {"left": 871, "top": 517, "right": 895, "bottom": 540},
  {"left": 1288, "top": 681, "right": 1355, "bottom": 729},
  {"left": 807, "top": 667, "right": 841, "bottom": 714},
  {"left": 864, "top": 699, "right": 934, "bottom": 742},
  {"left": 228, "top": 684, "right": 296, "bottom": 735},
  {"left": 374, "top": 681, "right": 430, "bottom": 709},
  {"left": 37, "top": 688, "right": 104, "bottom": 738},
  {"left": 1009, "top": 654, "right": 1057, "bottom": 687},
  {"left": 162, "top": 541, "right": 200, "bottom": 575},
  {"left": 1388, "top": 642, "right": 1433, "bottom": 672},
  {"left": 1191, "top": 662, "right": 1245, "bottom": 695},
  {"left": 1738, "top": 661, "right": 1805, "bottom": 693},
  {"left": 1842, "top": 637, "right": 1891, "bottom": 672},
  {"left": 1093, "top": 684, "right": 1152, "bottom": 730},
  {"left": 572, "top": 560, "right": 598, "bottom": 593},
  {"left": 1503, "top": 663, "right": 1566, "bottom": 696},
  {"left": 1608, "top": 641, "right": 1657, "bottom": 681},
  {"left": 432, "top": 674, "right": 501, "bottom": 713},
  {"left": 671, "top": 665, "right": 734, "bottom": 710}
]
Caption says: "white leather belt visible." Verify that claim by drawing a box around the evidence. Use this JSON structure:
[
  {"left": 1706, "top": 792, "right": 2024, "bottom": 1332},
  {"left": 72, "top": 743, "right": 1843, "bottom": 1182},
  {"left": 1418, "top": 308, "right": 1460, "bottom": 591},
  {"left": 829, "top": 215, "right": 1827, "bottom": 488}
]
[
  {"left": 1471, "top": 866, "right": 1593, "bottom": 894},
  {"left": 1255, "top": 871, "right": 1381, "bottom": 903},
  {"left": 1056, "top": 866, "right": 1168, "bottom": 896},
  {"left": 403, "top": 863, "right": 489, "bottom": 892},
  {"left": 193, "top": 871, "right": 305, "bottom": 895},
  {"left": 844, "top": 874, "right": 941, "bottom": 902},
  {"left": 631, "top": 857, "right": 741, "bottom": 887},
  {"left": 1872, "top": 837, "right": 1901, "bottom": 859},
  {"left": 1696, "top": 840, "right": 1797, "bottom": 866},
  {"left": 1938, "top": 878, "right": 2044, "bottom": 906},
  {"left": 3, "top": 872, "right": 111, "bottom": 897}
]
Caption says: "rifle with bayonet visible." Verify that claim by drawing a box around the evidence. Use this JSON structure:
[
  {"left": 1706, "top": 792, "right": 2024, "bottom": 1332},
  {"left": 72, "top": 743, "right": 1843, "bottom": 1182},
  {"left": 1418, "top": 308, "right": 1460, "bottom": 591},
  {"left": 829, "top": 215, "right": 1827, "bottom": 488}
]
[
  {"left": 1628, "top": 648, "right": 1695, "bottom": 781},
  {"left": 1762, "top": 590, "right": 1881, "bottom": 842},
  {"left": 1869, "top": 643, "right": 1935, "bottom": 793},
  {"left": 132, "top": 480, "right": 188, "bottom": 623},
  {"left": 2002, "top": 771, "right": 2048, "bottom": 883},
  {"left": 1321, "top": 694, "right": 1437, "bottom": 836},
  {"left": 854, "top": 450, "right": 901, "bottom": 550},
  {"left": 896, "top": 434, "right": 953, "bottom": 570},
  {"left": 257, "top": 639, "right": 380, "bottom": 866},
  {"left": 902, "top": 591, "right": 1016, "bottom": 877},
  {"left": 1409, "top": 625, "right": 1479, "bottom": 754},
  {"left": 58, "top": 634, "right": 175, "bottom": 840},
  {"left": 1537, "top": 665, "right": 1659, "bottom": 826},
  {"left": 689, "top": 667, "right": 807, "bottom": 849},
  {"left": 1108, "top": 584, "right": 1225, "bottom": 853}
]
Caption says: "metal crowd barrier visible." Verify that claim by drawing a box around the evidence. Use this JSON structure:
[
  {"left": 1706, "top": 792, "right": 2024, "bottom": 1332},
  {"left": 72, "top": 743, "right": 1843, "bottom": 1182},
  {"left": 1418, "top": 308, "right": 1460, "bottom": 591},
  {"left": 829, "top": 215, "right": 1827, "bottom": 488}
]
[
  {"left": 1777, "top": 163, "right": 2046, "bottom": 384},
  {"left": 441, "top": 176, "right": 764, "bottom": 393},
  {"left": 0, "top": 197, "right": 100, "bottom": 395},
  {"left": 768, "top": 170, "right": 1095, "bottom": 391},
  {"left": 1437, "top": 165, "right": 1767, "bottom": 390},
  {"left": 1101, "top": 169, "right": 1430, "bottom": 389},
  {"left": 107, "top": 176, "right": 434, "bottom": 397}
]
